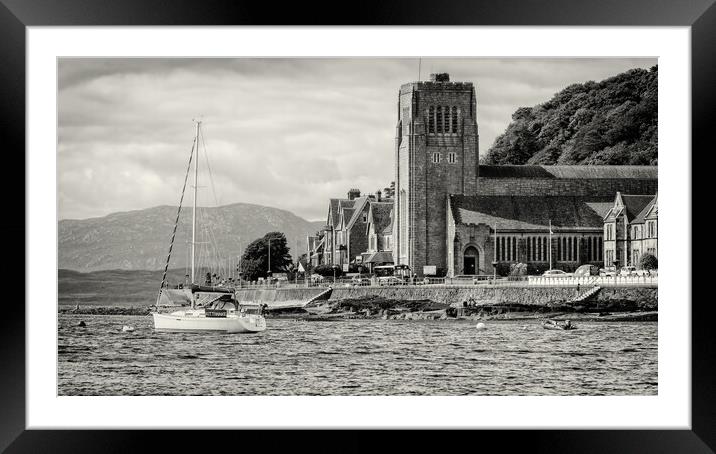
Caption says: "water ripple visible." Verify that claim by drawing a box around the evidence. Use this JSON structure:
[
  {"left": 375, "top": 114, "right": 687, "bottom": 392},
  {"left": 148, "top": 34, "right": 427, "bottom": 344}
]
[{"left": 58, "top": 314, "right": 657, "bottom": 396}]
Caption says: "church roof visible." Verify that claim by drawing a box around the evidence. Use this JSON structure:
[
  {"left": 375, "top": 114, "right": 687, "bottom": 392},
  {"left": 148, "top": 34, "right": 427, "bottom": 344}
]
[
  {"left": 449, "top": 195, "right": 612, "bottom": 231},
  {"left": 478, "top": 165, "right": 657, "bottom": 180}
]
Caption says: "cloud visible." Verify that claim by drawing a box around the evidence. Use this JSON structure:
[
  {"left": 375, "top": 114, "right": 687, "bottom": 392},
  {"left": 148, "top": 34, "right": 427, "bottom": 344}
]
[{"left": 58, "top": 57, "right": 656, "bottom": 221}]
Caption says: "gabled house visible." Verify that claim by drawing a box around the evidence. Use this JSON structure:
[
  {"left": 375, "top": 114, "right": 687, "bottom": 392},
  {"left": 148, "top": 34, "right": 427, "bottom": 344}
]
[
  {"left": 363, "top": 201, "right": 394, "bottom": 272},
  {"left": 325, "top": 196, "right": 354, "bottom": 265},
  {"left": 627, "top": 193, "right": 658, "bottom": 265},
  {"left": 603, "top": 192, "right": 657, "bottom": 268}
]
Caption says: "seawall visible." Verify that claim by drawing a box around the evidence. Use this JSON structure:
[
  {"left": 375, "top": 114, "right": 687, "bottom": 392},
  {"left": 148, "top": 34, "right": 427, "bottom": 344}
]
[{"left": 235, "top": 286, "right": 657, "bottom": 310}]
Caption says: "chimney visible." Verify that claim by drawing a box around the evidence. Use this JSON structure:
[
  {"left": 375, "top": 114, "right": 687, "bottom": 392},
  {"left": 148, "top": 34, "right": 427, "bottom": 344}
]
[
  {"left": 376, "top": 190, "right": 382, "bottom": 202},
  {"left": 429, "top": 73, "right": 450, "bottom": 82},
  {"left": 348, "top": 188, "right": 361, "bottom": 200}
]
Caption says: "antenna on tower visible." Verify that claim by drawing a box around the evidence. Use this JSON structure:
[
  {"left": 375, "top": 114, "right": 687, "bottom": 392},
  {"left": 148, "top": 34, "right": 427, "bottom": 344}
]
[{"left": 418, "top": 58, "right": 422, "bottom": 82}]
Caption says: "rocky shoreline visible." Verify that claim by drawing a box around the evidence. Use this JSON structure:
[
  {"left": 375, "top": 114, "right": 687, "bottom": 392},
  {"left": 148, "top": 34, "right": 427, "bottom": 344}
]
[{"left": 59, "top": 294, "right": 657, "bottom": 321}]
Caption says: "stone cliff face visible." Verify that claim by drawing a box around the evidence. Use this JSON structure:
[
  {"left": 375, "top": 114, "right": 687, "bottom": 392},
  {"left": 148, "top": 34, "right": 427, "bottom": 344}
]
[{"left": 58, "top": 203, "right": 323, "bottom": 271}]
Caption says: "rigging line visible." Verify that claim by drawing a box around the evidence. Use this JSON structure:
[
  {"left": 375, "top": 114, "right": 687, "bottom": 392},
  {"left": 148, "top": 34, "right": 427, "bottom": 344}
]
[
  {"left": 199, "top": 125, "right": 221, "bottom": 207},
  {"left": 157, "top": 136, "right": 197, "bottom": 302}
]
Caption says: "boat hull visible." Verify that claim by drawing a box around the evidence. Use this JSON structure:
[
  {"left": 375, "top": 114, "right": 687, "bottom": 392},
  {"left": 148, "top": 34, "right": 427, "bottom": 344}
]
[
  {"left": 153, "top": 312, "right": 266, "bottom": 333},
  {"left": 542, "top": 322, "right": 577, "bottom": 331}
]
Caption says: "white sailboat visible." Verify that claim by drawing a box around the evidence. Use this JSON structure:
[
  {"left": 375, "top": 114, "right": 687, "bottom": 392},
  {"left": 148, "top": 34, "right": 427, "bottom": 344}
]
[{"left": 152, "top": 121, "right": 266, "bottom": 333}]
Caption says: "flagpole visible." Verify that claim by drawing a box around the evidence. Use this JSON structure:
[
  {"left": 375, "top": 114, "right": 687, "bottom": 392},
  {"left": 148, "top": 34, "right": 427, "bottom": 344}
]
[
  {"left": 492, "top": 222, "right": 497, "bottom": 283},
  {"left": 548, "top": 219, "right": 552, "bottom": 270}
]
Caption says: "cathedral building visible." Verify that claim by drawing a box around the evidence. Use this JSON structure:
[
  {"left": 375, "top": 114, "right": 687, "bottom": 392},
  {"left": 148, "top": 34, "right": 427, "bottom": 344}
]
[{"left": 391, "top": 73, "right": 658, "bottom": 277}]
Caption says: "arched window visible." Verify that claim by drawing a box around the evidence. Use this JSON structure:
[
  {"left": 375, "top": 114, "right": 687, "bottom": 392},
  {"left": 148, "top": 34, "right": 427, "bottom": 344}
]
[
  {"left": 436, "top": 106, "right": 443, "bottom": 134},
  {"left": 428, "top": 106, "right": 435, "bottom": 134},
  {"left": 451, "top": 106, "right": 458, "bottom": 133}
]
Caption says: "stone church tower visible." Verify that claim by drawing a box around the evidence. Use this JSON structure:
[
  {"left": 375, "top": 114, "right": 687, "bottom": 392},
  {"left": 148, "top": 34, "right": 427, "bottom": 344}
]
[{"left": 393, "top": 73, "right": 479, "bottom": 275}]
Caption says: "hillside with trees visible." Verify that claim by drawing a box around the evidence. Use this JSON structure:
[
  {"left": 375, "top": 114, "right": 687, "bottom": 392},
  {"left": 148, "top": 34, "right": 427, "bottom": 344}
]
[{"left": 483, "top": 66, "right": 657, "bottom": 166}]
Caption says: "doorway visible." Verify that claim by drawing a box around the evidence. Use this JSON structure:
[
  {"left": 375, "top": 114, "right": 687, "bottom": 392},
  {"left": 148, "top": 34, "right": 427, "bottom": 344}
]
[{"left": 463, "top": 246, "right": 479, "bottom": 275}]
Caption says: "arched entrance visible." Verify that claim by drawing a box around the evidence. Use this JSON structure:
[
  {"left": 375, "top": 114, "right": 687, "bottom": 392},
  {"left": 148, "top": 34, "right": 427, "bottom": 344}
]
[{"left": 463, "top": 246, "right": 479, "bottom": 275}]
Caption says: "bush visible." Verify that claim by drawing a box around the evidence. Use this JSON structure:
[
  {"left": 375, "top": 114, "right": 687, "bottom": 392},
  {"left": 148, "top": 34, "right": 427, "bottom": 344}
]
[
  {"left": 526, "top": 263, "right": 561, "bottom": 275},
  {"left": 510, "top": 263, "right": 528, "bottom": 276},
  {"left": 313, "top": 264, "right": 343, "bottom": 278},
  {"left": 639, "top": 253, "right": 658, "bottom": 270},
  {"left": 495, "top": 262, "right": 511, "bottom": 277}
]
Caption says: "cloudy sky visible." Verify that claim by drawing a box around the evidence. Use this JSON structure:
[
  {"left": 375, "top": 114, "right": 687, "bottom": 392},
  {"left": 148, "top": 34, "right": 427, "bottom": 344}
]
[{"left": 58, "top": 57, "right": 656, "bottom": 221}]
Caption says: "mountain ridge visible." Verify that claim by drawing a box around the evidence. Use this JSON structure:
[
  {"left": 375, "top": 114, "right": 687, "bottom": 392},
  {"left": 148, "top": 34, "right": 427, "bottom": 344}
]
[{"left": 58, "top": 202, "right": 325, "bottom": 272}]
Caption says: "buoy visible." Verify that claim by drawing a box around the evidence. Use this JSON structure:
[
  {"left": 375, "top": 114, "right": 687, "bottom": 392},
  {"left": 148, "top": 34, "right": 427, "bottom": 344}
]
[
  {"left": 122, "top": 325, "right": 135, "bottom": 332},
  {"left": 77, "top": 321, "right": 86, "bottom": 327},
  {"left": 475, "top": 322, "right": 486, "bottom": 330}
]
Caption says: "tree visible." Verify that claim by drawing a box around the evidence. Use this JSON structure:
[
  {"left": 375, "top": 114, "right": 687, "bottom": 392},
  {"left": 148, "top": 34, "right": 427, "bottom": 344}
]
[
  {"left": 239, "top": 232, "right": 292, "bottom": 281},
  {"left": 313, "top": 264, "right": 343, "bottom": 278},
  {"left": 639, "top": 253, "right": 658, "bottom": 270},
  {"left": 383, "top": 181, "right": 395, "bottom": 199},
  {"left": 483, "top": 66, "right": 658, "bottom": 166}
]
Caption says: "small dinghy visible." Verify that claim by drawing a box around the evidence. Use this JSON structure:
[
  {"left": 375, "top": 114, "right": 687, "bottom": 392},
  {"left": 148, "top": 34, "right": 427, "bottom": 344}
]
[
  {"left": 122, "top": 325, "right": 135, "bottom": 332},
  {"left": 542, "top": 319, "right": 577, "bottom": 330}
]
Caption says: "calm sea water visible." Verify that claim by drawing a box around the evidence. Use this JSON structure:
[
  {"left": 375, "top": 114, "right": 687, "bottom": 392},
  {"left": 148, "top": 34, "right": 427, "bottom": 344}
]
[{"left": 58, "top": 314, "right": 657, "bottom": 396}]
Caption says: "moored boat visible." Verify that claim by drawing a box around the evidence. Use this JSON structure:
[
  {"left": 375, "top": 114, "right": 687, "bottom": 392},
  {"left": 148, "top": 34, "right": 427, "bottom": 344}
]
[
  {"left": 542, "top": 319, "right": 577, "bottom": 330},
  {"left": 151, "top": 121, "right": 266, "bottom": 334}
]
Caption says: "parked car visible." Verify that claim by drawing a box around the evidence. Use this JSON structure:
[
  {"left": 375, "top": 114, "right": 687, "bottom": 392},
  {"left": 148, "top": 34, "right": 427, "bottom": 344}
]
[
  {"left": 542, "top": 269, "right": 572, "bottom": 277},
  {"left": 619, "top": 266, "right": 650, "bottom": 277},
  {"left": 378, "top": 276, "right": 404, "bottom": 286},
  {"left": 310, "top": 274, "right": 326, "bottom": 283},
  {"left": 351, "top": 274, "right": 372, "bottom": 286},
  {"left": 574, "top": 264, "right": 600, "bottom": 277},
  {"left": 599, "top": 267, "right": 617, "bottom": 277}
]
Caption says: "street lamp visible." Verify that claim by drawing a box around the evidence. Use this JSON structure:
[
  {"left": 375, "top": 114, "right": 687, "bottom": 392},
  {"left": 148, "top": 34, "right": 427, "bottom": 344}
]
[
  {"left": 492, "top": 261, "right": 498, "bottom": 285},
  {"left": 613, "top": 259, "right": 620, "bottom": 285}
]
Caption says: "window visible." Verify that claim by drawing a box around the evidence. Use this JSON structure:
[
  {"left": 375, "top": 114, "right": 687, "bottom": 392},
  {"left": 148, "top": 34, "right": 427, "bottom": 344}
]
[
  {"left": 444, "top": 105, "right": 450, "bottom": 134},
  {"left": 432, "top": 152, "right": 441, "bottom": 163},
  {"left": 436, "top": 106, "right": 443, "bottom": 134},
  {"left": 385, "top": 236, "right": 392, "bottom": 251},
  {"left": 447, "top": 152, "right": 457, "bottom": 163},
  {"left": 451, "top": 106, "right": 458, "bottom": 133},
  {"left": 362, "top": 213, "right": 367, "bottom": 223},
  {"left": 428, "top": 106, "right": 435, "bottom": 134}
]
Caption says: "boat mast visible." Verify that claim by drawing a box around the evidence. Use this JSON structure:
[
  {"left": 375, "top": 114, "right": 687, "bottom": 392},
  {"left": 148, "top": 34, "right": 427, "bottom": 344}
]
[{"left": 191, "top": 121, "right": 201, "bottom": 284}]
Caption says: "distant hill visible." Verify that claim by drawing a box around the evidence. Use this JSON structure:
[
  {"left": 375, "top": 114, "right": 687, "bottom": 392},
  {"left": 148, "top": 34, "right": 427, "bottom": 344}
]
[
  {"left": 58, "top": 203, "right": 325, "bottom": 272},
  {"left": 58, "top": 268, "right": 188, "bottom": 305},
  {"left": 483, "top": 66, "right": 657, "bottom": 166}
]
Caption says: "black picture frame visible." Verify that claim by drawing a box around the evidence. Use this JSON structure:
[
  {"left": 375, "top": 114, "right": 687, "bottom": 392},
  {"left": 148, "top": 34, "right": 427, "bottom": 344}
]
[{"left": 4, "top": 0, "right": 710, "bottom": 452}]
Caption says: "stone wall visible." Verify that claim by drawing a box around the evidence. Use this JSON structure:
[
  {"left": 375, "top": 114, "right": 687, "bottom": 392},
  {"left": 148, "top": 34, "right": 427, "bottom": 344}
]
[{"left": 236, "top": 286, "right": 657, "bottom": 309}]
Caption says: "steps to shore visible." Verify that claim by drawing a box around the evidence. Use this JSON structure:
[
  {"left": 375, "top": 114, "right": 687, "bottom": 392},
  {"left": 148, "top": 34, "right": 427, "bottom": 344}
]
[{"left": 569, "top": 286, "right": 601, "bottom": 304}]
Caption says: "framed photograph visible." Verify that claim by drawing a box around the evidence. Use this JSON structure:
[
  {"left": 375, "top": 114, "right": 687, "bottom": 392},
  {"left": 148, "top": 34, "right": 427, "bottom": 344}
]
[{"left": 8, "top": 0, "right": 711, "bottom": 451}]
